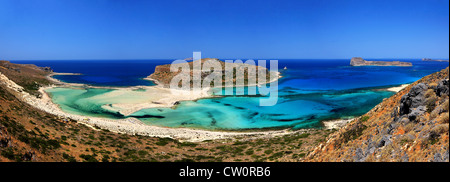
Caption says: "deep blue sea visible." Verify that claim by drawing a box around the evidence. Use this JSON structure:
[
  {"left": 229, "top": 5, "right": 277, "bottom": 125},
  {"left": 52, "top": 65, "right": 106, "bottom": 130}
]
[{"left": 11, "top": 59, "right": 449, "bottom": 130}]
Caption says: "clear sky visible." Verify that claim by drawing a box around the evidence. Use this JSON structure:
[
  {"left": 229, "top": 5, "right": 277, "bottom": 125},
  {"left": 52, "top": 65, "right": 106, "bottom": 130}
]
[{"left": 0, "top": 0, "right": 448, "bottom": 60}]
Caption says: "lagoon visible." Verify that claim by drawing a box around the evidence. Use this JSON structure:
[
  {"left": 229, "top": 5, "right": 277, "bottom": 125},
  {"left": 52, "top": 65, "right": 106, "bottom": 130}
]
[{"left": 14, "top": 59, "right": 449, "bottom": 130}]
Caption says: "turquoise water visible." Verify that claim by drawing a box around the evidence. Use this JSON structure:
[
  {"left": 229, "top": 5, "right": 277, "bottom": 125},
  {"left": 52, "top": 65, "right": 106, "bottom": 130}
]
[
  {"left": 46, "top": 87, "right": 121, "bottom": 118},
  {"left": 130, "top": 89, "right": 394, "bottom": 130},
  {"left": 25, "top": 59, "right": 449, "bottom": 131}
]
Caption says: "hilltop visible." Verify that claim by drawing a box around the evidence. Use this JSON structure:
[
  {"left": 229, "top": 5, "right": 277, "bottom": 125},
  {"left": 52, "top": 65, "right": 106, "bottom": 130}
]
[{"left": 0, "top": 60, "right": 53, "bottom": 96}]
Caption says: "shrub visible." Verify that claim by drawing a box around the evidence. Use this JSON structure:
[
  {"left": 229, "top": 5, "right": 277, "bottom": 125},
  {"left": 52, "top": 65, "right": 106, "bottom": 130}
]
[
  {"left": 178, "top": 142, "right": 198, "bottom": 147},
  {"left": 138, "top": 150, "right": 149, "bottom": 157},
  {"left": 245, "top": 149, "right": 254, "bottom": 155},
  {"left": 62, "top": 153, "right": 77, "bottom": 162},
  {"left": 269, "top": 152, "right": 284, "bottom": 159},
  {"left": 340, "top": 121, "right": 367, "bottom": 145},
  {"left": 431, "top": 124, "right": 449, "bottom": 135},
  {"left": 425, "top": 95, "right": 438, "bottom": 113},
  {"left": 155, "top": 137, "right": 176, "bottom": 146},
  {"left": 360, "top": 116, "right": 370, "bottom": 122},
  {"left": 297, "top": 133, "right": 310, "bottom": 139},
  {"left": 102, "top": 155, "right": 110, "bottom": 162},
  {"left": 264, "top": 149, "right": 273, "bottom": 155},
  {"left": 439, "top": 113, "right": 449, "bottom": 124},
  {"left": 424, "top": 89, "right": 435, "bottom": 98},
  {"left": 79, "top": 154, "right": 98, "bottom": 162},
  {"left": 443, "top": 100, "right": 449, "bottom": 112},
  {"left": 404, "top": 122, "right": 415, "bottom": 133},
  {"left": 1, "top": 148, "right": 16, "bottom": 160},
  {"left": 298, "top": 153, "right": 306, "bottom": 158}
]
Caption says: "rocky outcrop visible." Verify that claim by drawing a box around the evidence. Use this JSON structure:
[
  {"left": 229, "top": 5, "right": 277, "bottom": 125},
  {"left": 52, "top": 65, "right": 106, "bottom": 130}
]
[{"left": 350, "top": 57, "right": 413, "bottom": 66}]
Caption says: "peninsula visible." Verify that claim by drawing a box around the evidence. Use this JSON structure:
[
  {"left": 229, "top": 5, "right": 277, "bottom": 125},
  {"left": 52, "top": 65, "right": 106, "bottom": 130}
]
[
  {"left": 146, "top": 58, "right": 280, "bottom": 88},
  {"left": 350, "top": 57, "right": 413, "bottom": 67}
]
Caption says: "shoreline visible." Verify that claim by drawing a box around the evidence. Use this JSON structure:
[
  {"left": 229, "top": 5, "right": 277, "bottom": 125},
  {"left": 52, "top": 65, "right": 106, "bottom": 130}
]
[
  {"left": 322, "top": 118, "right": 354, "bottom": 130},
  {"left": 385, "top": 84, "right": 410, "bottom": 92},
  {"left": 5, "top": 71, "right": 322, "bottom": 142},
  {"left": 4, "top": 71, "right": 408, "bottom": 142}
]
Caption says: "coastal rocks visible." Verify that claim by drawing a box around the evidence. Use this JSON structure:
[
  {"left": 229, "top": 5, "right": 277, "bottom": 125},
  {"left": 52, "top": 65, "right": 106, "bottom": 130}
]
[
  {"left": 350, "top": 57, "right": 413, "bottom": 67},
  {"left": 408, "top": 106, "right": 426, "bottom": 121},
  {"left": 399, "top": 83, "right": 428, "bottom": 115},
  {"left": 436, "top": 79, "right": 449, "bottom": 97},
  {"left": 377, "top": 135, "right": 392, "bottom": 147}
]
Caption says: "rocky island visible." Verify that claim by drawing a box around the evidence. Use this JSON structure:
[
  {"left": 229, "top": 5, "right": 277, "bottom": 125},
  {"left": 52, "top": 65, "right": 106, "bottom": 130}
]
[
  {"left": 350, "top": 57, "right": 413, "bottom": 67},
  {"left": 146, "top": 58, "right": 280, "bottom": 88},
  {"left": 422, "top": 58, "right": 449, "bottom": 62}
]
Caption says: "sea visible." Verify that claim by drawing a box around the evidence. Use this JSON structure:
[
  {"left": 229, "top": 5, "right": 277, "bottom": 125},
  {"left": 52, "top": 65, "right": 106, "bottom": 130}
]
[{"left": 10, "top": 59, "right": 449, "bottom": 131}]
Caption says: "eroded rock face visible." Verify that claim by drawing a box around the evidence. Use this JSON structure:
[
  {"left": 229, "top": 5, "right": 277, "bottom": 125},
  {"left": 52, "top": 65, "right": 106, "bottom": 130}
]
[
  {"left": 408, "top": 106, "right": 426, "bottom": 121},
  {"left": 399, "top": 83, "right": 428, "bottom": 115},
  {"left": 436, "top": 79, "right": 449, "bottom": 97}
]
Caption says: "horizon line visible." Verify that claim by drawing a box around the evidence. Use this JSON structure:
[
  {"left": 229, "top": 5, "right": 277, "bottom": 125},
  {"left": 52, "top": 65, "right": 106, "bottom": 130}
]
[{"left": 5, "top": 57, "right": 449, "bottom": 61}]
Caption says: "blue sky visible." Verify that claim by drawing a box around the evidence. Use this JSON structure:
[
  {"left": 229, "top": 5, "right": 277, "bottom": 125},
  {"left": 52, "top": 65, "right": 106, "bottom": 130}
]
[{"left": 0, "top": 0, "right": 448, "bottom": 60}]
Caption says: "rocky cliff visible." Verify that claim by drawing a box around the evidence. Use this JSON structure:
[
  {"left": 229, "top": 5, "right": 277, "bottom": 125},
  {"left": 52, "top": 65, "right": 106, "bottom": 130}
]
[
  {"left": 306, "top": 67, "right": 449, "bottom": 162},
  {"left": 350, "top": 57, "right": 413, "bottom": 66}
]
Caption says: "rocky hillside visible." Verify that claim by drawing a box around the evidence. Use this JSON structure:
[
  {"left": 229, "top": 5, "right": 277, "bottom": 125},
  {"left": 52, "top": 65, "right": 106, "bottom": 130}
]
[
  {"left": 147, "top": 58, "right": 278, "bottom": 88},
  {"left": 0, "top": 60, "right": 52, "bottom": 97},
  {"left": 306, "top": 67, "right": 449, "bottom": 162}
]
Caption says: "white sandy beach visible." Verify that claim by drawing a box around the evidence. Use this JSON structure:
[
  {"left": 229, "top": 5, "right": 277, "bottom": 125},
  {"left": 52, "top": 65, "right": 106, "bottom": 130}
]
[
  {"left": 322, "top": 118, "right": 354, "bottom": 130},
  {"left": 386, "top": 84, "right": 410, "bottom": 92}
]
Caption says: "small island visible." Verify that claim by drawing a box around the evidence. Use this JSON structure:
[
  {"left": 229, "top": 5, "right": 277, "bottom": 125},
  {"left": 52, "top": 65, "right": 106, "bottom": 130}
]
[
  {"left": 146, "top": 58, "right": 280, "bottom": 88},
  {"left": 422, "top": 58, "right": 449, "bottom": 62},
  {"left": 350, "top": 57, "right": 413, "bottom": 66}
]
